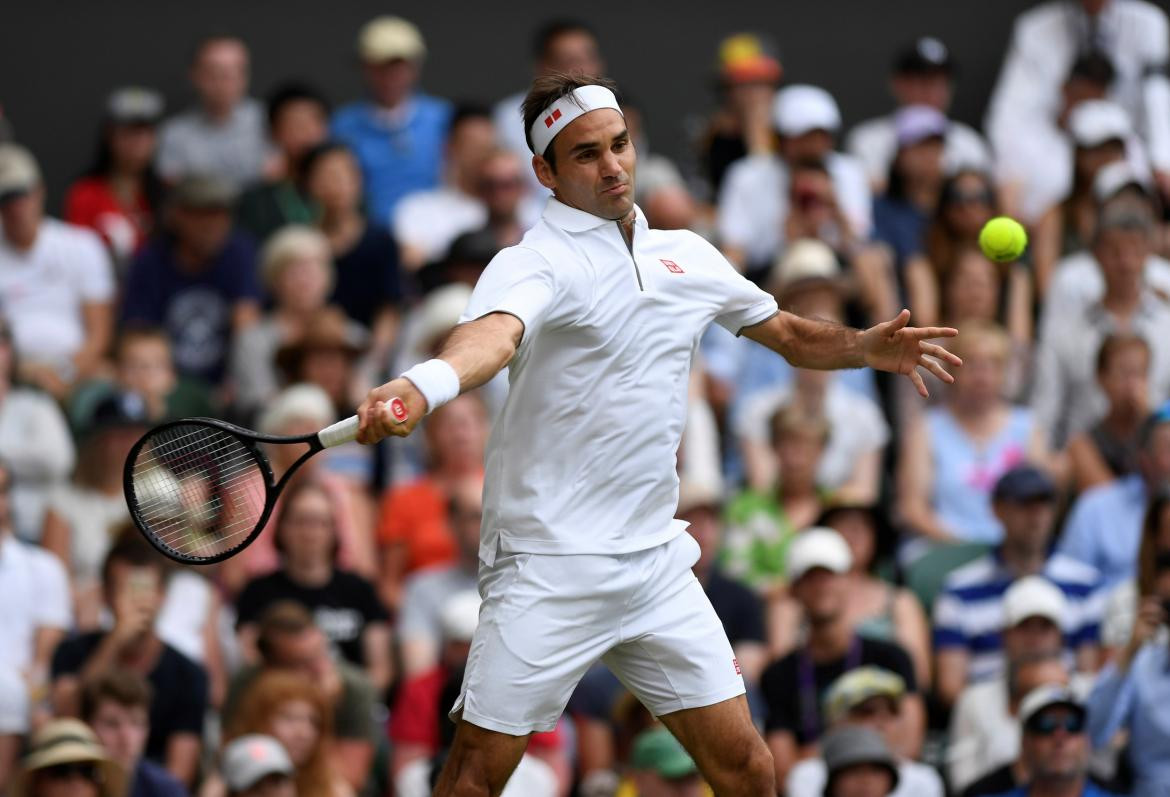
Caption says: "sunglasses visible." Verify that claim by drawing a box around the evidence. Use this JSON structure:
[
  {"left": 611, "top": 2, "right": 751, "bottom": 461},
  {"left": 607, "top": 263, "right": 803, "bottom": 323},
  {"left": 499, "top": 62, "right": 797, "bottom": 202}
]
[
  {"left": 43, "top": 762, "right": 100, "bottom": 782},
  {"left": 1027, "top": 712, "right": 1085, "bottom": 736}
]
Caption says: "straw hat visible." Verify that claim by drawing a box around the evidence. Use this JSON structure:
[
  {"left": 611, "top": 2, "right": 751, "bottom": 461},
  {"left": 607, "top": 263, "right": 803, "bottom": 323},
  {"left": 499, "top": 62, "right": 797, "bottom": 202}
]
[{"left": 11, "top": 718, "right": 126, "bottom": 797}]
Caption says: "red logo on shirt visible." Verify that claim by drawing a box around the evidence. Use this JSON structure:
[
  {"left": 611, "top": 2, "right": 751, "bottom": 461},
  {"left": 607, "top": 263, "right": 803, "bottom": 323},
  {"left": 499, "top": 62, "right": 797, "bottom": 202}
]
[
  {"left": 544, "top": 108, "right": 563, "bottom": 128},
  {"left": 733, "top": 657, "right": 742, "bottom": 675},
  {"left": 660, "top": 259, "right": 684, "bottom": 274}
]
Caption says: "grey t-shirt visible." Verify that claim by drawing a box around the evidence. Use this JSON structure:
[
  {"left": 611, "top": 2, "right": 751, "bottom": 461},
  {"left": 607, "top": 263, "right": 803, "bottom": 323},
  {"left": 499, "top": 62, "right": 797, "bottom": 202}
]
[
  {"left": 399, "top": 564, "right": 478, "bottom": 643},
  {"left": 157, "top": 99, "right": 270, "bottom": 187}
]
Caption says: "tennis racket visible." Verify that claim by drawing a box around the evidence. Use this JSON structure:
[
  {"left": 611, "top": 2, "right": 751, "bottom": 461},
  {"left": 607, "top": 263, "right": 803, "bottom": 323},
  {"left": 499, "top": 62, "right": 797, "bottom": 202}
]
[{"left": 123, "top": 397, "right": 409, "bottom": 564}]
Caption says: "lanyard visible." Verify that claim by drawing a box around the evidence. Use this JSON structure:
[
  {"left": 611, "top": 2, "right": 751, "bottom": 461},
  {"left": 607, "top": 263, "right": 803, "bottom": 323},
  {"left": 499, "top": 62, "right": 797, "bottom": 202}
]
[{"left": 797, "top": 635, "right": 861, "bottom": 742}]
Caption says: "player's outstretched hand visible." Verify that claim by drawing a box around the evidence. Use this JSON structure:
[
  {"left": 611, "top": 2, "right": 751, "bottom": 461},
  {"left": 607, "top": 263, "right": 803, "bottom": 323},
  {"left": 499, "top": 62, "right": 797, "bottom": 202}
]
[
  {"left": 861, "top": 309, "right": 962, "bottom": 399},
  {"left": 356, "top": 377, "right": 427, "bottom": 444}
]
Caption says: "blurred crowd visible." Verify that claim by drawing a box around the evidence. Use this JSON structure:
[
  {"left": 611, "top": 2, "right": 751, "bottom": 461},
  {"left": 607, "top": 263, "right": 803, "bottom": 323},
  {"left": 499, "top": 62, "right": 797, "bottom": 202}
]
[{"left": 2, "top": 2, "right": 1170, "bottom": 796}]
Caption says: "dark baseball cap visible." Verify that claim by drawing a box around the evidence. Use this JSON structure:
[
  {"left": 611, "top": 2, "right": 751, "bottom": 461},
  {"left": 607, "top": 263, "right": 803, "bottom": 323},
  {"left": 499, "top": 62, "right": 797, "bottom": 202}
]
[
  {"left": 992, "top": 465, "right": 1057, "bottom": 503},
  {"left": 893, "top": 36, "right": 953, "bottom": 75}
]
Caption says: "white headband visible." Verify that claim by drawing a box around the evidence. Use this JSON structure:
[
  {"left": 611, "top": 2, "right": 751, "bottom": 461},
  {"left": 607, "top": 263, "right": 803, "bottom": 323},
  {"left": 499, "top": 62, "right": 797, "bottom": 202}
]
[{"left": 529, "top": 85, "right": 623, "bottom": 157}]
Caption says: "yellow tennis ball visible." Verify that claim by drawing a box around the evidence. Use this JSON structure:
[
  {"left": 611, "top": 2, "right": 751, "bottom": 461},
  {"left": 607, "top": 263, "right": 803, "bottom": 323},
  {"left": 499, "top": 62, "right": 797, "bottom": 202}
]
[{"left": 978, "top": 216, "right": 1028, "bottom": 263}]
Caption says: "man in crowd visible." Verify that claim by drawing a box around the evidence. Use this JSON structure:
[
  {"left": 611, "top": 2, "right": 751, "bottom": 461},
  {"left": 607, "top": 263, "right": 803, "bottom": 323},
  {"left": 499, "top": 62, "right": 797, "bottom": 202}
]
[
  {"left": 332, "top": 16, "right": 451, "bottom": 221},
  {"left": 474, "top": 148, "right": 532, "bottom": 251},
  {"left": 818, "top": 726, "right": 900, "bottom": 797},
  {"left": 761, "top": 528, "right": 922, "bottom": 786},
  {"left": 847, "top": 36, "right": 992, "bottom": 192},
  {"left": 82, "top": 669, "right": 187, "bottom": 797},
  {"left": 120, "top": 174, "right": 262, "bottom": 385},
  {"left": 50, "top": 534, "right": 208, "bottom": 786},
  {"left": 157, "top": 36, "right": 270, "bottom": 187},
  {"left": 0, "top": 143, "right": 114, "bottom": 399},
  {"left": 934, "top": 466, "right": 1105, "bottom": 706}
]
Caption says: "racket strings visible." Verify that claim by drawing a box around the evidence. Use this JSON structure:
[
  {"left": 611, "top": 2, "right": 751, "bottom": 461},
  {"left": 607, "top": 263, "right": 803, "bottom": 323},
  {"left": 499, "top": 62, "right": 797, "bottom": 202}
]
[{"left": 129, "top": 423, "right": 267, "bottom": 559}]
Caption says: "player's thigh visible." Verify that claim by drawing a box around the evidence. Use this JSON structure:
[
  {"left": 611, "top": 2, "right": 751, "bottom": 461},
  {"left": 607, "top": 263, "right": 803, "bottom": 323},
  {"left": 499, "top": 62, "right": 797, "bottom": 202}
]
[
  {"left": 657, "top": 693, "right": 770, "bottom": 774},
  {"left": 434, "top": 718, "right": 530, "bottom": 796}
]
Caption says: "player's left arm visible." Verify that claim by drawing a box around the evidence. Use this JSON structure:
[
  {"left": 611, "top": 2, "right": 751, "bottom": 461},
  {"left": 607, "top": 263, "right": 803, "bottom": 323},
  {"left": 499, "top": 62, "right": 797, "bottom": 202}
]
[{"left": 741, "top": 308, "right": 961, "bottom": 398}]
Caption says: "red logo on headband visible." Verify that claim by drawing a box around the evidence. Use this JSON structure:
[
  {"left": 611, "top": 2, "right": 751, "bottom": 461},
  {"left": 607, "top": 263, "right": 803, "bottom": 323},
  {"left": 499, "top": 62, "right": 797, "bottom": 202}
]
[{"left": 544, "top": 108, "right": 562, "bottom": 128}]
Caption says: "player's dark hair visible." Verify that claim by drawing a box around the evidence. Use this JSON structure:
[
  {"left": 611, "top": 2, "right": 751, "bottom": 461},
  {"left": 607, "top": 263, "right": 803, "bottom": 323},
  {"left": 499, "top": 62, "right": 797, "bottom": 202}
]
[
  {"left": 266, "top": 82, "right": 330, "bottom": 128},
  {"left": 1096, "top": 332, "right": 1150, "bottom": 375},
  {"left": 532, "top": 18, "right": 598, "bottom": 60},
  {"left": 522, "top": 72, "right": 620, "bottom": 171},
  {"left": 81, "top": 668, "right": 154, "bottom": 721}
]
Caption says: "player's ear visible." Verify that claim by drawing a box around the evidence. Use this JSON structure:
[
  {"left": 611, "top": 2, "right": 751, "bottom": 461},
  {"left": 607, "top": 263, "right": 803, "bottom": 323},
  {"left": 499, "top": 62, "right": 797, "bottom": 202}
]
[{"left": 532, "top": 154, "right": 557, "bottom": 191}]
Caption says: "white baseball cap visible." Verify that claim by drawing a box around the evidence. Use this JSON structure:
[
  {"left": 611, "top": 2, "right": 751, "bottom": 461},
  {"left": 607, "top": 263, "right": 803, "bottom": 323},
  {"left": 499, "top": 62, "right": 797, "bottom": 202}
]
[
  {"left": 222, "top": 735, "right": 294, "bottom": 791},
  {"left": 358, "top": 16, "right": 426, "bottom": 63},
  {"left": 773, "top": 85, "right": 841, "bottom": 137},
  {"left": 1068, "top": 99, "right": 1131, "bottom": 148},
  {"left": 1093, "top": 159, "right": 1155, "bottom": 204},
  {"left": 769, "top": 238, "right": 842, "bottom": 296},
  {"left": 1003, "top": 575, "right": 1067, "bottom": 628},
  {"left": 416, "top": 283, "right": 472, "bottom": 353},
  {"left": 786, "top": 527, "right": 853, "bottom": 582},
  {"left": 676, "top": 479, "right": 722, "bottom": 516},
  {"left": 440, "top": 590, "right": 481, "bottom": 642},
  {"left": 1018, "top": 684, "right": 1085, "bottom": 729},
  {"left": 0, "top": 143, "right": 41, "bottom": 202}
]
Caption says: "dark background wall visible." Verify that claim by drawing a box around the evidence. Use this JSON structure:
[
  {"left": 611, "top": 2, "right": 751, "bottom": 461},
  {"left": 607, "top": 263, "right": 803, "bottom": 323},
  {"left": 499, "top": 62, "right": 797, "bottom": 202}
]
[{"left": 3, "top": 0, "right": 1169, "bottom": 210}]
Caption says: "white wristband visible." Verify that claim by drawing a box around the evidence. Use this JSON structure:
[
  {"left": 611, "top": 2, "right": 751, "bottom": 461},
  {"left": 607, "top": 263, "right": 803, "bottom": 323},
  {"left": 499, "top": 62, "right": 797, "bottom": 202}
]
[{"left": 400, "top": 359, "right": 460, "bottom": 414}]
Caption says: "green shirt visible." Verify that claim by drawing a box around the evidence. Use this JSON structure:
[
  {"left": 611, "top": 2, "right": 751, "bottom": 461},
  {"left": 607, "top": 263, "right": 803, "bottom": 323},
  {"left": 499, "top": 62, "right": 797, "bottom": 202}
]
[{"left": 721, "top": 489, "right": 801, "bottom": 592}]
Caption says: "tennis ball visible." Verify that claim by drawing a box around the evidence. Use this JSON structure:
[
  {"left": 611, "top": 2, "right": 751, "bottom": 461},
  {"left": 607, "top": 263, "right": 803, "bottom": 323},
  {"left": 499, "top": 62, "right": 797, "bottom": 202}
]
[{"left": 978, "top": 216, "right": 1028, "bottom": 263}]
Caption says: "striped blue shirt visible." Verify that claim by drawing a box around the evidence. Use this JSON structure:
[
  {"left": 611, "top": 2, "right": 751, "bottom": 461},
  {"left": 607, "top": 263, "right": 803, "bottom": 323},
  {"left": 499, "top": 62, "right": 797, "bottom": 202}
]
[{"left": 932, "top": 552, "right": 1105, "bottom": 682}]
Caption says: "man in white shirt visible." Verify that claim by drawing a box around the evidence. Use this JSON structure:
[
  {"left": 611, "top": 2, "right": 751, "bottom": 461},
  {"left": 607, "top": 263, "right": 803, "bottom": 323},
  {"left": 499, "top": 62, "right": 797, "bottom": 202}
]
[
  {"left": 0, "top": 144, "right": 114, "bottom": 399},
  {"left": 356, "top": 73, "right": 960, "bottom": 797},
  {"left": 847, "top": 37, "right": 992, "bottom": 193}
]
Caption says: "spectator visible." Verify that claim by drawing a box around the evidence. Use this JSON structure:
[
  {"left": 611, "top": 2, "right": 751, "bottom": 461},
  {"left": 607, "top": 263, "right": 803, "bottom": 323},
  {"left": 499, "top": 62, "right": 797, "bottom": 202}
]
[
  {"left": 399, "top": 477, "right": 482, "bottom": 676},
  {"left": 230, "top": 226, "right": 364, "bottom": 416},
  {"left": 492, "top": 18, "right": 604, "bottom": 194},
  {"left": 1061, "top": 402, "right": 1170, "bottom": 585},
  {"left": 157, "top": 36, "right": 270, "bottom": 187},
  {"left": 375, "top": 393, "right": 488, "bottom": 611},
  {"left": 0, "top": 315, "right": 76, "bottom": 541},
  {"left": 993, "top": 684, "right": 1121, "bottom": 797},
  {"left": 1085, "top": 494, "right": 1170, "bottom": 797},
  {"left": 235, "top": 478, "right": 392, "bottom": 694},
  {"left": 104, "top": 327, "right": 213, "bottom": 426},
  {"left": 65, "top": 87, "right": 165, "bottom": 266},
  {"left": 786, "top": 667, "right": 943, "bottom": 797},
  {"left": 50, "top": 534, "right": 208, "bottom": 785},
  {"left": 219, "top": 735, "right": 296, "bottom": 797},
  {"left": 899, "top": 322, "right": 1045, "bottom": 547},
  {"left": 223, "top": 603, "right": 376, "bottom": 794},
  {"left": 678, "top": 481, "right": 768, "bottom": 686},
  {"left": 697, "top": 32, "right": 783, "bottom": 196},
  {"left": 619, "top": 96, "right": 696, "bottom": 232},
  {"left": 82, "top": 669, "right": 187, "bottom": 797},
  {"left": 121, "top": 174, "right": 262, "bottom": 386},
  {"left": 848, "top": 37, "right": 991, "bottom": 193},
  {"left": 770, "top": 503, "right": 931, "bottom": 687},
  {"left": 818, "top": 726, "right": 899, "bottom": 797},
  {"left": 10, "top": 718, "right": 126, "bottom": 797},
  {"left": 626, "top": 726, "right": 705, "bottom": 797},
  {"left": 761, "top": 529, "right": 923, "bottom": 785},
  {"left": 393, "top": 105, "right": 497, "bottom": 270},
  {"left": 0, "top": 143, "right": 115, "bottom": 400},
  {"left": 0, "top": 458, "right": 72, "bottom": 791},
  {"left": 236, "top": 84, "right": 331, "bottom": 242},
  {"left": 273, "top": 308, "right": 369, "bottom": 431},
  {"left": 1066, "top": 334, "right": 1152, "bottom": 492},
  {"left": 473, "top": 149, "right": 531, "bottom": 250},
  {"left": 301, "top": 142, "right": 404, "bottom": 351},
  {"left": 722, "top": 404, "right": 829, "bottom": 594},
  {"left": 718, "top": 84, "right": 872, "bottom": 273},
  {"left": 331, "top": 16, "right": 451, "bottom": 222},
  {"left": 934, "top": 466, "right": 1104, "bottom": 705},
  {"left": 219, "top": 671, "right": 353, "bottom": 797}
]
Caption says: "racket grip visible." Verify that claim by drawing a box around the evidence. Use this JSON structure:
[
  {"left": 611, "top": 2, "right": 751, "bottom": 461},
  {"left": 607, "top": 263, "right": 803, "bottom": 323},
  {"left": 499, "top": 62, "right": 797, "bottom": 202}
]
[{"left": 318, "top": 415, "right": 360, "bottom": 448}]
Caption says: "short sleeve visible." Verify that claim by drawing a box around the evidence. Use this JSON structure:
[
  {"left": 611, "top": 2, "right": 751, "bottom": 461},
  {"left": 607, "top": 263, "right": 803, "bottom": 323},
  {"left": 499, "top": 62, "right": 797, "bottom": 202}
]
[
  {"left": 708, "top": 256, "right": 778, "bottom": 334},
  {"left": 716, "top": 160, "right": 764, "bottom": 251},
  {"left": 459, "top": 246, "right": 558, "bottom": 345},
  {"left": 932, "top": 588, "right": 969, "bottom": 651},
  {"left": 73, "top": 228, "right": 115, "bottom": 303},
  {"left": 30, "top": 549, "right": 71, "bottom": 631},
  {"left": 50, "top": 636, "right": 88, "bottom": 679},
  {"left": 398, "top": 576, "right": 440, "bottom": 641},
  {"left": 352, "top": 575, "right": 390, "bottom": 623}
]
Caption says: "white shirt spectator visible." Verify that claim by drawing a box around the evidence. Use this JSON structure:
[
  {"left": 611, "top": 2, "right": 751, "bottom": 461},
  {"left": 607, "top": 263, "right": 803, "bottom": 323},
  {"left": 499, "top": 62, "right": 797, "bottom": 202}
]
[
  {"left": 156, "top": 98, "right": 270, "bottom": 188},
  {"left": 847, "top": 115, "right": 992, "bottom": 187},
  {"left": 0, "top": 218, "right": 114, "bottom": 374},
  {"left": 1042, "top": 250, "right": 1170, "bottom": 333},
  {"left": 0, "top": 533, "right": 71, "bottom": 673},
  {"left": 492, "top": 89, "right": 550, "bottom": 198},
  {"left": 787, "top": 755, "right": 944, "bottom": 797},
  {"left": 0, "top": 389, "right": 75, "bottom": 541},
  {"left": 45, "top": 483, "right": 126, "bottom": 590},
  {"left": 392, "top": 186, "right": 487, "bottom": 264},
  {"left": 717, "top": 152, "right": 871, "bottom": 267}
]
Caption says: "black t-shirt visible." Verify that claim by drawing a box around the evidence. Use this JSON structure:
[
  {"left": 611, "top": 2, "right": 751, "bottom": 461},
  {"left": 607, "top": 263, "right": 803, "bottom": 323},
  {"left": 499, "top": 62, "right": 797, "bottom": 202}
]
[
  {"left": 331, "top": 224, "right": 405, "bottom": 327},
  {"left": 760, "top": 635, "right": 916, "bottom": 744},
  {"left": 705, "top": 569, "right": 765, "bottom": 646},
  {"left": 235, "top": 569, "right": 390, "bottom": 666},
  {"left": 51, "top": 634, "right": 208, "bottom": 764},
  {"left": 962, "top": 764, "right": 1017, "bottom": 797}
]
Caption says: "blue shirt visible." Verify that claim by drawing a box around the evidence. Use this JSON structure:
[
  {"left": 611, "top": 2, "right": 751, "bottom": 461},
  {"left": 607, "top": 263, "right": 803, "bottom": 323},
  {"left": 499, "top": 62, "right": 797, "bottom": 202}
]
[
  {"left": 131, "top": 759, "right": 188, "bottom": 797},
  {"left": 1086, "top": 638, "right": 1170, "bottom": 797},
  {"left": 872, "top": 195, "right": 927, "bottom": 271},
  {"left": 1058, "top": 475, "right": 1147, "bottom": 586},
  {"left": 331, "top": 95, "right": 452, "bottom": 223},
  {"left": 933, "top": 552, "right": 1105, "bottom": 682},
  {"left": 121, "top": 232, "right": 261, "bottom": 383},
  {"left": 988, "top": 784, "right": 1121, "bottom": 797}
]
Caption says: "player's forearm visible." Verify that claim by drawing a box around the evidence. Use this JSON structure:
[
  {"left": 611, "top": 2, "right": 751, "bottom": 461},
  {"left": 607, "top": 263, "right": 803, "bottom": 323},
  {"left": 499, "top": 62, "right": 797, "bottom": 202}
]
[
  {"left": 746, "top": 312, "right": 865, "bottom": 370},
  {"left": 437, "top": 313, "right": 522, "bottom": 394}
]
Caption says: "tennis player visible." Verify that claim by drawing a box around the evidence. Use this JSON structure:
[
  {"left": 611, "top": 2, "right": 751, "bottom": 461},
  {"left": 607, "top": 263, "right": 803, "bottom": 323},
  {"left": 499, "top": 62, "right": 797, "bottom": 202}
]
[{"left": 357, "top": 73, "right": 961, "bottom": 796}]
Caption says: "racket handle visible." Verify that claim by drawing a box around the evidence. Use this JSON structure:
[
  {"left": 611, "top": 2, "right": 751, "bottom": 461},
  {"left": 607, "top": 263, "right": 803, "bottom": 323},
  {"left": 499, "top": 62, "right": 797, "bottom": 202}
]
[{"left": 317, "top": 398, "right": 409, "bottom": 448}]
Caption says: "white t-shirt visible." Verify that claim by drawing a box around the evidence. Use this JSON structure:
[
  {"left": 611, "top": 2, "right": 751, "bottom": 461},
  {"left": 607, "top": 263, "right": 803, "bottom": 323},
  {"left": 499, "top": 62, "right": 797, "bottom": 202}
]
[
  {"left": 0, "top": 533, "right": 71, "bottom": 672},
  {"left": 1041, "top": 251, "right": 1170, "bottom": 338},
  {"left": 393, "top": 186, "right": 488, "bottom": 263},
  {"left": 0, "top": 388, "right": 76, "bottom": 541},
  {"left": 461, "top": 198, "right": 777, "bottom": 562},
  {"left": 0, "top": 218, "right": 114, "bottom": 369},
  {"left": 717, "top": 152, "right": 872, "bottom": 266},
  {"left": 846, "top": 114, "right": 993, "bottom": 186}
]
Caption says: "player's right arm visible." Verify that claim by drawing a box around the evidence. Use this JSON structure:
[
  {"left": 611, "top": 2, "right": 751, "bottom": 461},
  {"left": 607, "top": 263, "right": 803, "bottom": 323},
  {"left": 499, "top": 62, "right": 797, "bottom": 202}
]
[{"left": 356, "top": 312, "right": 523, "bottom": 443}]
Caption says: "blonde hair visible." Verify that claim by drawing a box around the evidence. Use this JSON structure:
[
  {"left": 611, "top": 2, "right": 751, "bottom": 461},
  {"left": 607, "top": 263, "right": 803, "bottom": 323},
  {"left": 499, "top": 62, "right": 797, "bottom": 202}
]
[
  {"left": 260, "top": 225, "right": 334, "bottom": 294},
  {"left": 950, "top": 320, "right": 1010, "bottom": 364}
]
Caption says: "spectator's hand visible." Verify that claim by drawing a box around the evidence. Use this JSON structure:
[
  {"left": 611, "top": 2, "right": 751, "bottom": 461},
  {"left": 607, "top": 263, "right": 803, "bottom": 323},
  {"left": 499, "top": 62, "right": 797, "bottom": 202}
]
[
  {"left": 110, "top": 579, "right": 156, "bottom": 645},
  {"left": 18, "top": 361, "right": 69, "bottom": 400},
  {"left": 861, "top": 310, "right": 961, "bottom": 398},
  {"left": 1121, "top": 597, "right": 1166, "bottom": 670},
  {"left": 732, "top": 84, "right": 775, "bottom": 155},
  {"left": 356, "top": 377, "right": 426, "bottom": 444}
]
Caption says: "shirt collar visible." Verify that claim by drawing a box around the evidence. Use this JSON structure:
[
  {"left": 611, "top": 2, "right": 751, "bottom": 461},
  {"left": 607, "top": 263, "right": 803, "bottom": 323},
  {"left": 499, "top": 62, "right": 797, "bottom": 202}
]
[{"left": 541, "top": 196, "right": 647, "bottom": 233}]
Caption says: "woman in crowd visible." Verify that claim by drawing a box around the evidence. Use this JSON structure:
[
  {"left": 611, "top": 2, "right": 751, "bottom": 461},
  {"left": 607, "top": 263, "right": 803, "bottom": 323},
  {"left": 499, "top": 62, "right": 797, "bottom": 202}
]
[
  {"left": 235, "top": 478, "right": 393, "bottom": 695},
  {"left": 898, "top": 321, "right": 1047, "bottom": 551}
]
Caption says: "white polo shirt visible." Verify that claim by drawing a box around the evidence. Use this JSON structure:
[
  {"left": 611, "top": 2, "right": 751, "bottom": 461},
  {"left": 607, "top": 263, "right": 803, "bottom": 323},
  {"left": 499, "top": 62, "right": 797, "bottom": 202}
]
[{"left": 461, "top": 198, "right": 777, "bottom": 563}]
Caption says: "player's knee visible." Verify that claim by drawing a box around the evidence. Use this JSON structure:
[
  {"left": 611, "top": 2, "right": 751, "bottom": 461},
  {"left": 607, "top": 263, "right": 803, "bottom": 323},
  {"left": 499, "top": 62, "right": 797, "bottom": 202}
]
[{"left": 724, "top": 743, "right": 775, "bottom": 795}]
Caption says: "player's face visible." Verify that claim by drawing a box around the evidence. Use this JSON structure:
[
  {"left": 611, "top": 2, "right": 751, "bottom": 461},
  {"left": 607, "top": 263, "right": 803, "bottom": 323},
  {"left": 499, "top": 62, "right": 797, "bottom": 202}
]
[{"left": 536, "top": 109, "right": 636, "bottom": 222}]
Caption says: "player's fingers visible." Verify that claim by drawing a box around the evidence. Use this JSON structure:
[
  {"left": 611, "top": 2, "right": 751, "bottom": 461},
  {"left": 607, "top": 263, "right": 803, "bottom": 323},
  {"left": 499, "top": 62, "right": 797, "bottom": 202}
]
[
  {"left": 920, "top": 354, "right": 955, "bottom": 384},
  {"left": 906, "top": 325, "right": 959, "bottom": 341},
  {"left": 877, "top": 308, "right": 911, "bottom": 335},
  {"left": 920, "top": 342, "right": 963, "bottom": 366},
  {"left": 907, "top": 368, "right": 929, "bottom": 398}
]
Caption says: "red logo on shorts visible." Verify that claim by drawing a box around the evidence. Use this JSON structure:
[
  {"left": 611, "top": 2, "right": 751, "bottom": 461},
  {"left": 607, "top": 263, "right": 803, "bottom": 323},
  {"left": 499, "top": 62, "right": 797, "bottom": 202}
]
[
  {"left": 389, "top": 397, "right": 408, "bottom": 423},
  {"left": 544, "top": 108, "right": 562, "bottom": 128},
  {"left": 733, "top": 657, "right": 742, "bottom": 675},
  {"left": 660, "top": 259, "right": 684, "bottom": 274}
]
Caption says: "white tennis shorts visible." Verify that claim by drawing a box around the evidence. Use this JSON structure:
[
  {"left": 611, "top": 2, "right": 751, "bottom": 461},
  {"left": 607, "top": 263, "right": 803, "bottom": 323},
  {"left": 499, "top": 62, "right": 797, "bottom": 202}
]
[{"left": 450, "top": 531, "right": 746, "bottom": 735}]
